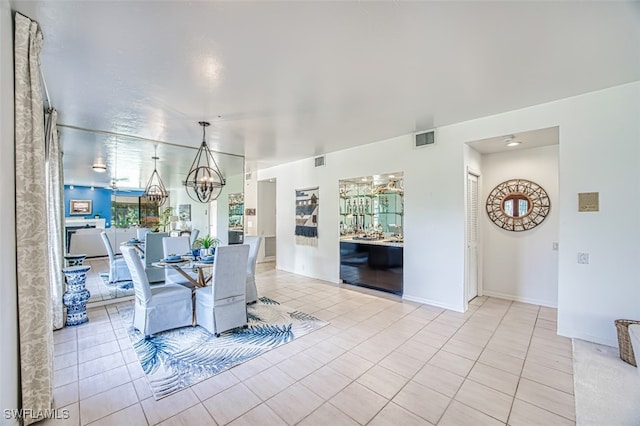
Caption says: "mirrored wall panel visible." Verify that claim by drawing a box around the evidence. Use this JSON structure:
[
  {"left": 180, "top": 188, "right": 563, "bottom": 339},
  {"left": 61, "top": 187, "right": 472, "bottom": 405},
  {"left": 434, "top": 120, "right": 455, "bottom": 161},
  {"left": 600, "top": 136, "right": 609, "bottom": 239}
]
[{"left": 60, "top": 126, "right": 244, "bottom": 303}]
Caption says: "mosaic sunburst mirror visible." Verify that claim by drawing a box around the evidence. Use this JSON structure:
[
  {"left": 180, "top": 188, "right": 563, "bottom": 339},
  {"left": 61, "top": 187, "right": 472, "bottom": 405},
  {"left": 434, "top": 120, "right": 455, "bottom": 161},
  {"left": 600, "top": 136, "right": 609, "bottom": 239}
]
[{"left": 486, "top": 179, "right": 550, "bottom": 232}]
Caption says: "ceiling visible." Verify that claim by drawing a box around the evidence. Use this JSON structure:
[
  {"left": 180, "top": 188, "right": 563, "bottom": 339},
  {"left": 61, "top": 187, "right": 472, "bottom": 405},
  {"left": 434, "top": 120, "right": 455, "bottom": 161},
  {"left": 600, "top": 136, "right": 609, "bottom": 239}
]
[
  {"left": 467, "top": 126, "right": 559, "bottom": 155},
  {"left": 10, "top": 1, "right": 640, "bottom": 188}
]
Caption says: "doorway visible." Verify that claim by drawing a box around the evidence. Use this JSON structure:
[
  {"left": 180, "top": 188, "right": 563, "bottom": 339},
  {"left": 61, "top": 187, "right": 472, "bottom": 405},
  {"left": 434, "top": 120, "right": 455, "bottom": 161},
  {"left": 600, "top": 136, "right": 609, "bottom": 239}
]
[{"left": 257, "top": 179, "right": 277, "bottom": 262}]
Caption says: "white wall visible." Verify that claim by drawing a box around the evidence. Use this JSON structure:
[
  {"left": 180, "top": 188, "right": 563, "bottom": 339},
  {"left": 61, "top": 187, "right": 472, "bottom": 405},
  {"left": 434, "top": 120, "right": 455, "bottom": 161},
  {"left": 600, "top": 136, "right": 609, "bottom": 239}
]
[
  {"left": 259, "top": 81, "right": 640, "bottom": 346},
  {"left": 481, "top": 145, "right": 559, "bottom": 307},
  {"left": 244, "top": 173, "right": 257, "bottom": 236},
  {"left": 1, "top": 1, "right": 19, "bottom": 424},
  {"left": 170, "top": 191, "right": 208, "bottom": 236},
  {"left": 258, "top": 133, "right": 468, "bottom": 312}
]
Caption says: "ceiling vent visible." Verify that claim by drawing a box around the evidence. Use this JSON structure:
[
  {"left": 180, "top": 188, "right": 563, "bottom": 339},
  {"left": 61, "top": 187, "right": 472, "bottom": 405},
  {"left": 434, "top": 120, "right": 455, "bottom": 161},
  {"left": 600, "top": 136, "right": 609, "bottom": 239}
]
[
  {"left": 314, "top": 156, "right": 326, "bottom": 167},
  {"left": 415, "top": 130, "right": 435, "bottom": 148}
]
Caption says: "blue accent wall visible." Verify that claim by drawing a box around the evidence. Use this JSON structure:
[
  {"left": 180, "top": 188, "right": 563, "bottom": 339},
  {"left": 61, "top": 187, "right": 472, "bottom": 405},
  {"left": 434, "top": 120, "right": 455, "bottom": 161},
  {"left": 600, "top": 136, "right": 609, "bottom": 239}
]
[
  {"left": 64, "top": 185, "right": 148, "bottom": 228},
  {"left": 64, "top": 185, "right": 113, "bottom": 226}
]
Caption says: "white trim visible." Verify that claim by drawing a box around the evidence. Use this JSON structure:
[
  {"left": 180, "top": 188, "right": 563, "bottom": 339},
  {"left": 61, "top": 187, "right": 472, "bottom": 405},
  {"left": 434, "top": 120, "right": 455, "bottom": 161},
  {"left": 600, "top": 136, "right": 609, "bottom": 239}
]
[
  {"left": 482, "top": 290, "right": 557, "bottom": 309},
  {"left": 567, "top": 332, "right": 617, "bottom": 349},
  {"left": 402, "top": 294, "right": 464, "bottom": 312},
  {"left": 87, "top": 295, "right": 134, "bottom": 308}
]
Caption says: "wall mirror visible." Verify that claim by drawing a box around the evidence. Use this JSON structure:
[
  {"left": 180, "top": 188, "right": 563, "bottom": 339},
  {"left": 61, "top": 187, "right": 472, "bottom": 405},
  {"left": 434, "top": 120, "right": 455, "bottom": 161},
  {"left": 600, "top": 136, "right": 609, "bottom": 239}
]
[
  {"left": 60, "top": 126, "right": 244, "bottom": 303},
  {"left": 486, "top": 179, "right": 550, "bottom": 231}
]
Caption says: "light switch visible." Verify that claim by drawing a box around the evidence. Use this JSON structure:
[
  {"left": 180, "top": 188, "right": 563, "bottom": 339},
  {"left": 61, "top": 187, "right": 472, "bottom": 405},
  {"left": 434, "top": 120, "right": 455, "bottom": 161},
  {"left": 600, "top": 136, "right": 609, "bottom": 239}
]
[{"left": 577, "top": 252, "right": 590, "bottom": 264}]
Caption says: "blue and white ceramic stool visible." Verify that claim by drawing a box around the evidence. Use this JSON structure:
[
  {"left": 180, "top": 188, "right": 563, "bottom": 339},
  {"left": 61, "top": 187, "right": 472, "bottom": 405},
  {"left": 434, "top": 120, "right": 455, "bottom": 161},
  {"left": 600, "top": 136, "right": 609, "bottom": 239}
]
[
  {"left": 62, "top": 265, "right": 91, "bottom": 326},
  {"left": 64, "top": 254, "right": 87, "bottom": 267}
]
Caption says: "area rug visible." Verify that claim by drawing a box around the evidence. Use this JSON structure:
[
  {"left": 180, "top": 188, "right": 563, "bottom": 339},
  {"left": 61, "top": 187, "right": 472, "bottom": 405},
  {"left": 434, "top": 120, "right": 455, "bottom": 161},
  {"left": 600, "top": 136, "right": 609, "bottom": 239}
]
[
  {"left": 119, "top": 297, "right": 328, "bottom": 399},
  {"left": 573, "top": 338, "right": 640, "bottom": 425},
  {"left": 99, "top": 272, "right": 134, "bottom": 290}
]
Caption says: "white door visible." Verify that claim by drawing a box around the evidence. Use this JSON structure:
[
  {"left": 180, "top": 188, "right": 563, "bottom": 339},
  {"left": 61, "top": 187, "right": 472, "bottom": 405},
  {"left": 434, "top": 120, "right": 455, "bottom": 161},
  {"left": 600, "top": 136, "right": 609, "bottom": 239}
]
[{"left": 466, "top": 172, "right": 479, "bottom": 301}]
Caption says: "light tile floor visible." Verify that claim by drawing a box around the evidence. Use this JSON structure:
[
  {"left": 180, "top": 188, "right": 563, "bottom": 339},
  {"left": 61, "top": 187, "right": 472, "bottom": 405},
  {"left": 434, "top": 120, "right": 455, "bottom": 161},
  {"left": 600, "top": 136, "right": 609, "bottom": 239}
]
[{"left": 46, "top": 262, "right": 575, "bottom": 425}]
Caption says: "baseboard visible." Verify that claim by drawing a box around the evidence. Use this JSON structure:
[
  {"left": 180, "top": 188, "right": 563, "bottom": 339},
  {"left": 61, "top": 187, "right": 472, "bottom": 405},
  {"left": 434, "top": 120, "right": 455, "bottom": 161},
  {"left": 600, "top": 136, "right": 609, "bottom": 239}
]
[
  {"left": 87, "top": 295, "right": 134, "bottom": 308},
  {"left": 482, "top": 290, "right": 557, "bottom": 308},
  {"left": 402, "top": 294, "right": 464, "bottom": 313},
  {"left": 558, "top": 327, "right": 618, "bottom": 348}
]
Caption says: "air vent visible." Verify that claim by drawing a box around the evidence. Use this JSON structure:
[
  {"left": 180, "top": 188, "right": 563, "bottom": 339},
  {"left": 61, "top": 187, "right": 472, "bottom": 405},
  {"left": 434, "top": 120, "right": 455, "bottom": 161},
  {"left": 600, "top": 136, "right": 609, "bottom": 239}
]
[
  {"left": 415, "top": 130, "right": 435, "bottom": 148},
  {"left": 245, "top": 172, "right": 252, "bottom": 180},
  {"left": 314, "top": 156, "right": 326, "bottom": 167}
]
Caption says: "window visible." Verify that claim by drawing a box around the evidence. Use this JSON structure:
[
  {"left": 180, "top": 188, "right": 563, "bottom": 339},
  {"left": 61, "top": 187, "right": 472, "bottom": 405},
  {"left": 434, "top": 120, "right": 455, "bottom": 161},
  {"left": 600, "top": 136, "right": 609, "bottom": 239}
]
[{"left": 111, "top": 195, "right": 160, "bottom": 228}]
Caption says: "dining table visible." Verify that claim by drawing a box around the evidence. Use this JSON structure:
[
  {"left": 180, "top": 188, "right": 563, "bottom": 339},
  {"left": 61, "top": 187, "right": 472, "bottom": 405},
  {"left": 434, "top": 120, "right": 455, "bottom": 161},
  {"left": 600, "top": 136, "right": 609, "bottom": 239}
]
[
  {"left": 151, "top": 256, "right": 214, "bottom": 288},
  {"left": 120, "top": 239, "right": 145, "bottom": 255}
]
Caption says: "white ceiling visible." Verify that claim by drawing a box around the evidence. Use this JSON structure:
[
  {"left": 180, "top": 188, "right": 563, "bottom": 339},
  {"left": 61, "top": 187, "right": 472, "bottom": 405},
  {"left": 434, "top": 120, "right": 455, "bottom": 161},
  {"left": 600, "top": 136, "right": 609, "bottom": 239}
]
[
  {"left": 10, "top": 1, "right": 640, "bottom": 187},
  {"left": 467, "top": 126, "right": 559, "bottom": 155}
]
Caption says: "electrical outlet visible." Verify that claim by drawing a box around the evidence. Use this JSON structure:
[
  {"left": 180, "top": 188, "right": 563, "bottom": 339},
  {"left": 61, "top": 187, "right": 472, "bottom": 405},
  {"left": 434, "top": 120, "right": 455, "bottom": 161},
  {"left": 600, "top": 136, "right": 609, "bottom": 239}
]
[
  {"left": 577, "top": 252, "right": 590, "bottom": 264},
  {"left": 552, "top": 242, "right": 559, "bottom": 251}
]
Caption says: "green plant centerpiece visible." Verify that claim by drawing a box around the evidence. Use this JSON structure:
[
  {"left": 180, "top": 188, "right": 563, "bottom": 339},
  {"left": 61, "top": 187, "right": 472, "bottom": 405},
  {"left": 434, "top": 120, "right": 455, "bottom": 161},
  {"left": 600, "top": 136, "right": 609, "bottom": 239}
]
[
  {"left": 156, "top": 206, "right": 175, "bottom": 232},
  {"left": 195, "top": 235, "right": 220, "bottom": 256}
]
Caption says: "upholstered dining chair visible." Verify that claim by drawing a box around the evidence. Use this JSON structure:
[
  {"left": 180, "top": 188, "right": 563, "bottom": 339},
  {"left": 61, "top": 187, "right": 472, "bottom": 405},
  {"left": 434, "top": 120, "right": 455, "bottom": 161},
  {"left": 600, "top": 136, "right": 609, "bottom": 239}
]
[
  {"left": 162, "top": 236, "right": 198, "bottom": 288},
  {"left": 243, "top": 236, "right": 262, "bottom": 304},
  {"left": 195, "top": 244, "right": 250, "bottom": 337},
  {"left": 144, "top": 232, "right": 168, "bottom": 283},
  {"left": 100, "top": 232, "right": 132, "bottom": 283},
  {"left": 189, "top": 229, "right": 200, "bottom": 249},
  {"left": 121, "top": 246, "right": 193, "bottom": 338},
  {"left": 136, "top": 228, "right": 151, "bottom": 241}
]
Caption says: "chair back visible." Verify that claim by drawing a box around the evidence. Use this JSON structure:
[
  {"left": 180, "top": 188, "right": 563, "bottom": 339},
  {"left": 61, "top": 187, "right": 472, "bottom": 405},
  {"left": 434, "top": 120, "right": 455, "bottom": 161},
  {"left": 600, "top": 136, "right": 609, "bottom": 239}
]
[
  {"left": 244, "top": 236, "right": 262, "bottom": 276},
  {"left": 190, "top": 229, "right": 200, "bottom": 248},
  {"left": 137, "top": 228, "right": 151, "bottom": 241},
  {"left": 121, "top": 246, "right": 152, "bottom": 304},
  {"left": 145, "top": 232, "right": 168, "bottom": 263},
  {"left": 100, "top": 232, "right": 116, "bottom": 262},
  {"left": 163, "top": 236, "right": 191, "bottom": 257},
  {"left": 212, "top": 244, "right": 250, "bottom": 302},
  {"left": 162, "top": 236, "right": 194, "bottom": 285}
]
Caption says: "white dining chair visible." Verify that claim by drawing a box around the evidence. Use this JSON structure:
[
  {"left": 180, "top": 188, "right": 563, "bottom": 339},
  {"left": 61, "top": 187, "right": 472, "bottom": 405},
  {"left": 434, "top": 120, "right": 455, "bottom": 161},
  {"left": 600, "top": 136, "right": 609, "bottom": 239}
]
[
  {"left": 243, "top": 236, "right": 262, "bottom": 304},
  {"left": 195, "top": 244, "right": 250, "bottom": 337},
  {"left": 144, "top": 232, "right": 168, "bottom": 283},
  {"left": 121, "top": 246, "right": 193, "bottom": 338},
  {"left": 136, "top": 228, "right": 151, "bottom": 241},
  {"left": 163, "top": 236, "right": 198, "bottom": 288},
  {"left": 100, "top": 231, "right": 132, "bottom": 283}
]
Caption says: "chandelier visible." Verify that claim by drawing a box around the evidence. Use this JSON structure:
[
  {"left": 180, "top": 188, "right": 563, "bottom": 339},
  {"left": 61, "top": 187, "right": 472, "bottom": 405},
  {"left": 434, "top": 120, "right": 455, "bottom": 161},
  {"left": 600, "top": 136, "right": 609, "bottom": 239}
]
[
  {"left": 143, "top": 154, "right": 169, "bottom": 206},
  {"left": 184, "top": 121, "right": 226, "bottom": 203}
]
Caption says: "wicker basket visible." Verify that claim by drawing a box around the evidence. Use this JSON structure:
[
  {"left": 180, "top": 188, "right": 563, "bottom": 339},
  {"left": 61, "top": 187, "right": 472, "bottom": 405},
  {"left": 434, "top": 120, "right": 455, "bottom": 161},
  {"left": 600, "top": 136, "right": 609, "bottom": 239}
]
[{"left": 615, "top": 319, "right": 640, "bottom": 367}]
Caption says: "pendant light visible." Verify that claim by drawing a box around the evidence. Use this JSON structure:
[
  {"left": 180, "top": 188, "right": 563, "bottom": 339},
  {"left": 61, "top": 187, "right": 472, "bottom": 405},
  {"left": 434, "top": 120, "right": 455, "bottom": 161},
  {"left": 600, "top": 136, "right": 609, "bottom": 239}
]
[
  {"left": 183, "top": 121, "right": 226, "bottom": 203},
  {"left": 143, "top": 152, "right": 169, "bottom": 206}
]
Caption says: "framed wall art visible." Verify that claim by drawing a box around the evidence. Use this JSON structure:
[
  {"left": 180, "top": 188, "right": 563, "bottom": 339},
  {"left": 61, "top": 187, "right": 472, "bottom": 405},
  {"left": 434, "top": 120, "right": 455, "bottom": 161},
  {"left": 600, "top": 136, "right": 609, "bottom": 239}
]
[{"left": 70, "top": 199, "right": 92, "bottom": 215}]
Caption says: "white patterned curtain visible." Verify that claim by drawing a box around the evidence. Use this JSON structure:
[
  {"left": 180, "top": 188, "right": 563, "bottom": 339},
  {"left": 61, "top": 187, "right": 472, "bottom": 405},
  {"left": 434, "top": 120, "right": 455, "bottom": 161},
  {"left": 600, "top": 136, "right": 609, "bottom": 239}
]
[
  {"left": 46, "top": 109, "right": 65, "bottom": 330},
  {"left": 14, "top": 12, "right": 54, "bottom": 424}
]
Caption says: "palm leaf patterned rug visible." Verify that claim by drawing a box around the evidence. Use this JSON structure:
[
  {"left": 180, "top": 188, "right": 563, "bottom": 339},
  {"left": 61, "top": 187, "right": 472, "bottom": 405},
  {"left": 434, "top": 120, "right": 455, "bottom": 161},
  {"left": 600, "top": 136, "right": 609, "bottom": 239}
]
[{"left": 119, "top": 297, "right": 328, "bottom": 399}]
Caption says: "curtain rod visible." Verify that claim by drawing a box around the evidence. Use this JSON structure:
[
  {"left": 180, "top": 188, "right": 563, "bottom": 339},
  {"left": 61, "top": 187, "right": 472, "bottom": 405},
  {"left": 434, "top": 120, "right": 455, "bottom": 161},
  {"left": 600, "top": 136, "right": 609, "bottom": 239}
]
[{"left": 56, "top": 123, "right": 244, "bottom": 159}]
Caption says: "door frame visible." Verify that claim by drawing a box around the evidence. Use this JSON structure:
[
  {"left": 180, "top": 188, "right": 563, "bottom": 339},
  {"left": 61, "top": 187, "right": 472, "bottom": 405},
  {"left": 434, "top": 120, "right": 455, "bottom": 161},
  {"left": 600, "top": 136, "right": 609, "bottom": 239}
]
[{"left": 465, "top": 167, "right": 482, "bottom": 309}]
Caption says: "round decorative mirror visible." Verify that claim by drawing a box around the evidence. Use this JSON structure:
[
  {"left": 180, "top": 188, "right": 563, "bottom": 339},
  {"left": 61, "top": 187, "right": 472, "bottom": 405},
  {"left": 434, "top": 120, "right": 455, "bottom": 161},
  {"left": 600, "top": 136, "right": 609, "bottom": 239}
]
[{"left": 486, "top": 179, "right": 550, "bottom": 231}]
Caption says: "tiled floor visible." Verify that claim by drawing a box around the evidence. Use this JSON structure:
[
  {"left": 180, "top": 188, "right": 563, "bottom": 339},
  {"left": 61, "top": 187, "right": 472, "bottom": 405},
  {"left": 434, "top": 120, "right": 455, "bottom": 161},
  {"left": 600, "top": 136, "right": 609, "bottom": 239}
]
[
  {"left": 83, "top": 257, "right": 135, "bottom": 303},
  {"left": 47, "top": 262, "right": 575, "bottom": 425}
]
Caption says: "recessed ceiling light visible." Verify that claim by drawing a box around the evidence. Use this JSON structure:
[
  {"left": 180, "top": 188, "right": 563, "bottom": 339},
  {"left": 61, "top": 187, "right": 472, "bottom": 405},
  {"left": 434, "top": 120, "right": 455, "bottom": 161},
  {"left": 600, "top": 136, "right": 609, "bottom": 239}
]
[
  {"left": 92, "top": 163, "right": 107, "bottom": 172},
  {"left": 504, "top": 135, "right": 521, "bottom": 147},
  {"left": 389, "top": 175, "right": 395, "bottom": 178},
  {"left": 361, "top": 178, "right": 368, "bottom": 182}
]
